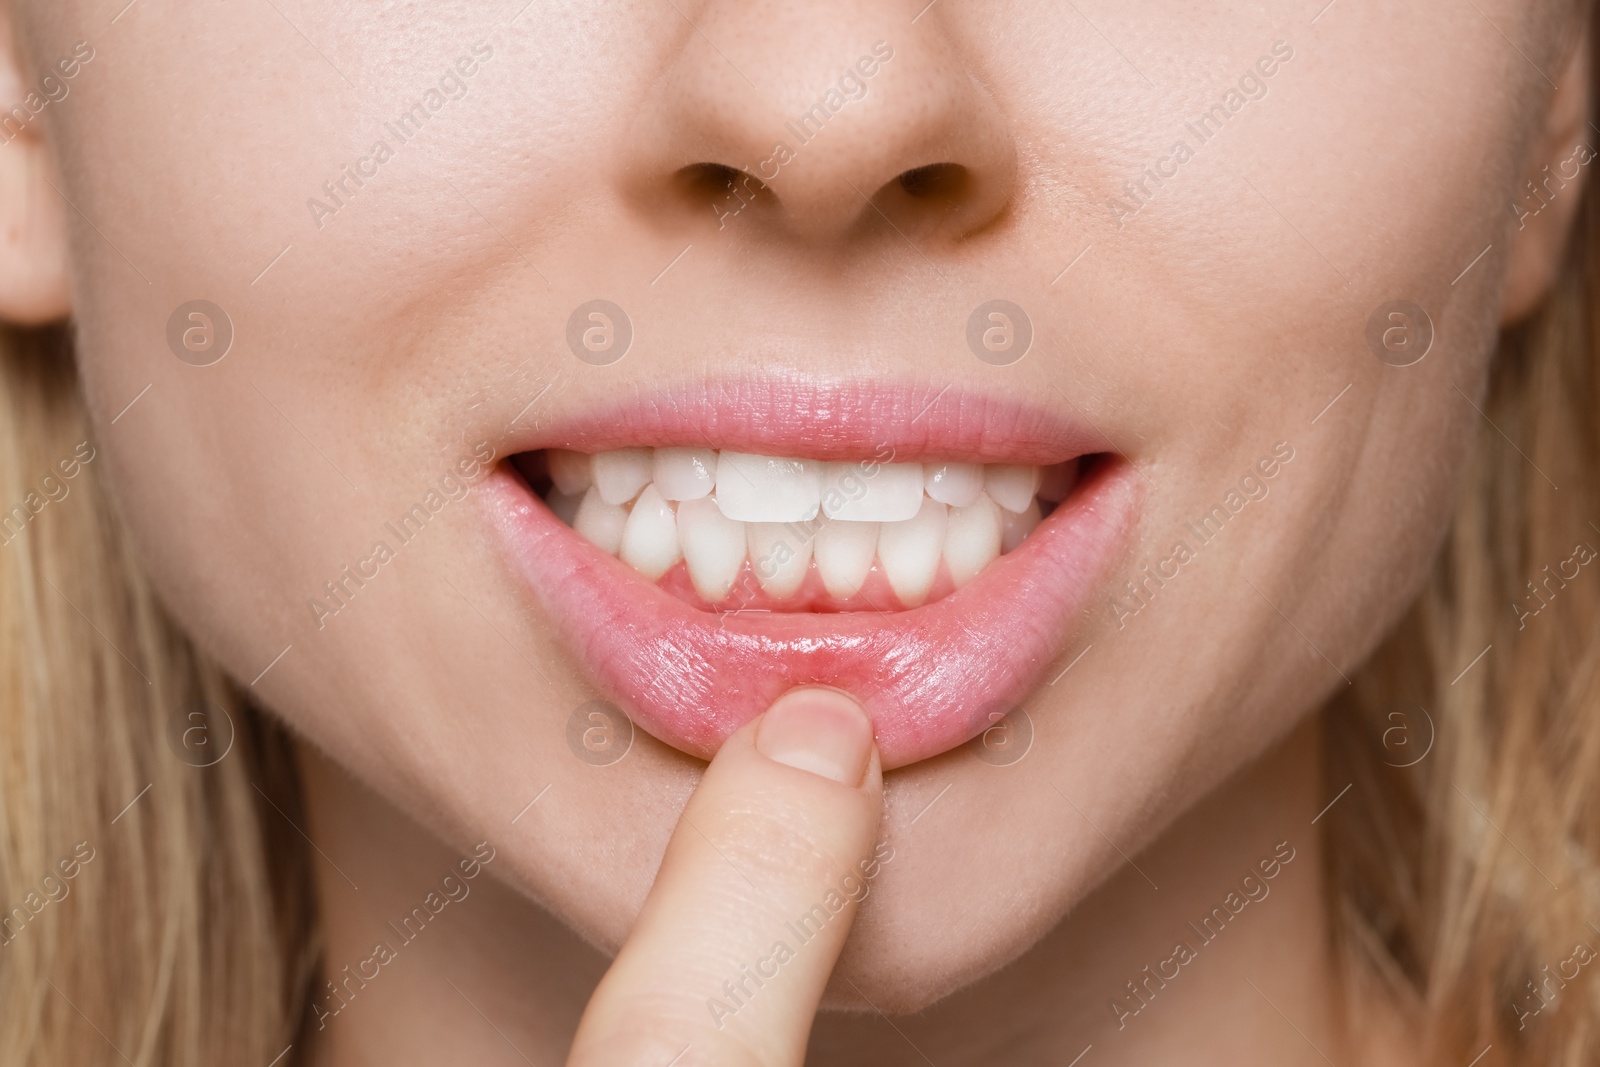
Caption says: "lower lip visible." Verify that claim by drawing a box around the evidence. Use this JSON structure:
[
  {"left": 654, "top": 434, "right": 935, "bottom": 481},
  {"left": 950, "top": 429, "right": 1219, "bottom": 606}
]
[{"left": 484, "top": 459, "right": 1140, "bottom": 769}]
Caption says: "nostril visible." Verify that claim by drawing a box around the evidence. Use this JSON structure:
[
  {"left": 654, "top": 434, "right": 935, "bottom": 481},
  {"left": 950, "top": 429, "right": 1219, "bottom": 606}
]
[
  {"left": 897, "top": 162, "right": 969, "bottom": 201},
  {"left": 672, "top": 162, "right": 770, "bottom": 218}
]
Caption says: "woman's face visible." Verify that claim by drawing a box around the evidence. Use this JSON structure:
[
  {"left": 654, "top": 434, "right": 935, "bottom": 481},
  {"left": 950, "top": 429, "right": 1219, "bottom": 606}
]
[{"left": 17, "top": 0, "right": 1581, "bottom": 1006}]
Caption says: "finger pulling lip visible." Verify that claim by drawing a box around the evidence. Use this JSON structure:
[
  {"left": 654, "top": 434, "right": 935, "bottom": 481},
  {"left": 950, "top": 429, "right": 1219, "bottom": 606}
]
[{"left": 484, "top": 380, "right": 1140, "bottom": 769}]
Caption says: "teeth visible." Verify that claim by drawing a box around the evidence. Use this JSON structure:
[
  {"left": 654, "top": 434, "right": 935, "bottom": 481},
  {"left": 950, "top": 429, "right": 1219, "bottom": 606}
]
[
  {"left": 748, "top": 522, "right": 814, "bottom": 598},
  {"left": 814, "top": 519, "right": 879, "bottom": 597},
  {"left": 593, "top": 448, "right": 654, "bottom": 506},
  {"left": 653, "top": 447, "right": 716, "bottom": 501},
  {"left": 619, "top": 485, "right": 681, "bottom": 580},
  {"left": 715, "top": 452, "right": 821, "bottom": 523},
  {"left": 985, "top": 464, "right": 1042, "bottom": 513},
  {"left": 822, "top": 461, "right": 925, "bottom": 522},
  {"left": 544, "top": 448, "right": 1075, "bottom": 603},
  {"left": 573, "top": 486, "right": 628, "bottom": 554},
  {"left": 547, "top": 449, "right": 593, "bottom": 495},
  {"left": 677, "top": 497, "right": 748, "bottom": 601},
  {"left": 1001, "top": 498, "right": 1042, "bottom": 553},
  {"left": 923, "top": 462, "right": 984, "bottom": 508},
  {"left": 878, "top": 498, "right": 947, "bottom": 607},
  {"left": 944, "top": 492, "right": 1003, "bottom": 588}
]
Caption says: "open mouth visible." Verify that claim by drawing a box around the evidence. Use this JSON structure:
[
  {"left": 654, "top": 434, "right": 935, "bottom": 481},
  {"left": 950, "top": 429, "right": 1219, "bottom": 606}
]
[
  {"left": 482, "top": 380, "right": 1140, "bottom": 769},
  {"left": 513, "top": 448, "right": 1080, "bottom": 613}
]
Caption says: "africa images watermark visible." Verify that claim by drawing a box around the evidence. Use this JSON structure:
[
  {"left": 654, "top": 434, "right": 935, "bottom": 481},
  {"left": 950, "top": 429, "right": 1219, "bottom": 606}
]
[
  {"left": 1110, "top": 441, "right": 1295, "bottom": 630},
  {"left": 306, "top": 40, "right": 497, "bottom": 230},
  {"left": 0, "top": 39, "right": 95, "bottom": 148},
  {"left": 1109, "top": 839, "right": 1297, "bottom": 1030},
  {"left": 1106, "top": 39, "right": 1294, "bottom": 229},
  {"left": 307, "top": 440, "right": 497, "bottom": 630},
  {"left": 0, "top": 441, "right": 97, "bottom": 548},
  {"left": 0, "top": 840, "right": 96, "bottom": 950},
  {"left": 712, "top": 40, "right": 895, "bottom": 229},
  {"left": 705, "top": 839, "right": 896, "bottom": 1030},
  {"left": 310, "top": 841, "right": 497, "bottom": 1029}
]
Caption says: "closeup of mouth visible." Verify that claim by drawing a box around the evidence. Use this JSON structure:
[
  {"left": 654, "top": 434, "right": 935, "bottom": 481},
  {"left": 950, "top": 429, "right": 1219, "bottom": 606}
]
[{"left": 484, "top": 379, "right": 1140, "bottom": 769}]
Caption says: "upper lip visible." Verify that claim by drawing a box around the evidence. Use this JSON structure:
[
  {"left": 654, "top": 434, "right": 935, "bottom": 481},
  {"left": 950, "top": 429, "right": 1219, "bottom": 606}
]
[
  {"left": 484, "top": 374, "right": 1138, "bottom": 769},
  {"left": 501, "top": 372, "right": 1107, "bottom": 464}
]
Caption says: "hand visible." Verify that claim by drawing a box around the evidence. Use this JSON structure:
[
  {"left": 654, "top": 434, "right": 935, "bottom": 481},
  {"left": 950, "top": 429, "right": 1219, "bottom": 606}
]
[{"left": 567, "top": 687, "right": 885, "bottom": 1067}]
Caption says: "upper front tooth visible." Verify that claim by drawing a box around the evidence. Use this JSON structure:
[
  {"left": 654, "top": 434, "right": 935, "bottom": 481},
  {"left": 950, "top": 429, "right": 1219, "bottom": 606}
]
[
  {"left": 923, "top": 462, "right": 984, "bottom": 508},
  {"left": 714, "top": 452, "right": 821, "bottom": 523},
  {"left": 653, "top": 447, "right": 717, "bottom": 501},
  {"left": 822, "top": 461, "right": 924, "bottom": 522},
  {"left": 677, "top": 497, "right": 748, "bottom": 602},
  {"left": 573, "top": 486, "right": 628, "bottom": 554},
  {"left": 593, "top": 448, "right": 654, "bottom": 505},
  {"left": 984, "top": 464, "right": 1042, "bottom": 513},
  {"left": 877, "top": 497, "right": 947, "bottom": 608},
  {"left": 619, "top": 485, "right": 681, "bottom": 580},
  {"left": 547, "top": 449, "right": 593, "bottom": 495}
]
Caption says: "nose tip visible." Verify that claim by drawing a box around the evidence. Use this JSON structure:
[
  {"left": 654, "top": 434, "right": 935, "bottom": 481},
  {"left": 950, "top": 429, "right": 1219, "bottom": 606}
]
[{"left": 622, "top": 8, "right": 1018, "bottom": 246}]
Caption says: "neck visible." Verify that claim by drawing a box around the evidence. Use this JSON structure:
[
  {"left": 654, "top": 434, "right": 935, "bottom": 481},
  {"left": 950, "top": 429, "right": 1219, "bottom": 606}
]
[{"left": 297, "top": 714, "right": 1409, "bottom": 1065}]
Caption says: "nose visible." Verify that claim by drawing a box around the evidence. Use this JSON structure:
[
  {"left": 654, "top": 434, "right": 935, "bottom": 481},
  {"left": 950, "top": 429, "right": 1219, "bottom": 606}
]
[{"left": 622, "top": 2, "right": 1017, "bottom": 245}]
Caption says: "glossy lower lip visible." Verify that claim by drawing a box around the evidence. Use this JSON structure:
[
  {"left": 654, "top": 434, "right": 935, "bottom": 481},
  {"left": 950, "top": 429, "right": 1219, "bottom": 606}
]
[{"left": 483, "top": 380, "right": 1139, "bottom": 769}]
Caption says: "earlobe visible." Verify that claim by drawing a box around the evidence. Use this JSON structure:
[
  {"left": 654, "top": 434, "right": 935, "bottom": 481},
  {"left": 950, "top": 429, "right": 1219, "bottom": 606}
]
[
  {"left": 1501, "top": 21, "right": 1592, "bottom": 327},
  {"left": 0, "top": 133, "right": 72, "bottom": 325}
]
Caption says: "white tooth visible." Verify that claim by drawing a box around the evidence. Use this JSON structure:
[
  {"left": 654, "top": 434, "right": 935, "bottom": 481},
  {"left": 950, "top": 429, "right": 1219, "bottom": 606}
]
[
  {"left": 677, "top": 497, "right": 748, "bottom": 602},
  {"left": 822, "top": 461, "right": 925, "bottom": 522},
  {"left": 944, "top": 492, "right": 1003, "bottom": 588},
  {"left": 985, "top": 464, "right": 1042, "bottom": 513},
  {"left": 547, "top": 449, "right": 593, "bottom": 495},
  {"left": 1038, "top": 460, "right": 1079, "bottom": 503},
  {"left": 714, "top": 452, "right": 821, "bottom": 523},
  {"left": 547, "top": 489, "right": 582, "bottom": 526},
  {"left": 573, "top": 486, "right": 628, "bottom": 554},
  {"left": 923, "top": 462, "right": 984, "bottom": 508},
  {"left": 1001, "top": 498, "right": 1042, "bottom": 553},
  {"left": 593, "top": 447, "right": 654, "bottom": 505},
  {"left": 748, "top": 522, "right": 814, "bottom": 598},
  {"left": 653, "top": 447, "right": 717, "bottom": 501},
  {"left": 619, "top": 485, "right": 681, "bottom": 580},
  {"left": 814, "top": 519, "right": 879, "bottom": 598},
  {"left": 877, "top": 498, "right": 947, "bottom": 607}
]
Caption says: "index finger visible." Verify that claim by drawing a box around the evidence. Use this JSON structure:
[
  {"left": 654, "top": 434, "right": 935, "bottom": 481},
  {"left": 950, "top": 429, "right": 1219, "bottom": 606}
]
[{"left": 567, "top": 687, "right": 886, "bottom": 1067}]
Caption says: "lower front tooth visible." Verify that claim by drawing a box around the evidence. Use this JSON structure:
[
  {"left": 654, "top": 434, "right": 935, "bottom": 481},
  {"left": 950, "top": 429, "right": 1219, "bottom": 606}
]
[
  {"left": 814, "top": 519, "right": 879, "bottom": 597},
  {"left": 878, "top": 497, "right": 947, "bottom": 607},
  {"left": 748, "top": 522, "right": 813, "bottom": 598},
  {"left": 944, "top": 491, "right": 1002, "bottom": 587},
  {"left": 1001, "top": 498, "right": 1042, "bottom": 552},
  {"left": 677, "top": 497, "right": 748, "bottom": 602},
  {"left": 619, "top": 485, "right": 681, "bottom": 580},
  {"left": 573, "top": 486, "right": 628, "bottom": 554}
]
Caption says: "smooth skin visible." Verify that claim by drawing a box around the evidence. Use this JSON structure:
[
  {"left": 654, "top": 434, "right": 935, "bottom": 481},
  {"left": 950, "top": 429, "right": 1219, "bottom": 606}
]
[{"left": 0, "top": 1, "right": 1592, "bottom": 1064}]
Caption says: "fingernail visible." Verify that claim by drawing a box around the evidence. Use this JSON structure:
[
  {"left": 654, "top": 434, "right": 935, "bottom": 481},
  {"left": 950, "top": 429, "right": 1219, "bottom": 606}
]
[{"left": 756, "top": 687, "right": 874, "bottom": 786}]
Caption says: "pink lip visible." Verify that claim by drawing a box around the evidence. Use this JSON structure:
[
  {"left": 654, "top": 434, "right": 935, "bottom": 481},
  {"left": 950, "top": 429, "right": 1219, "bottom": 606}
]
[{"left": 483, "top": 380, "right": 1140, "bottom": 769}]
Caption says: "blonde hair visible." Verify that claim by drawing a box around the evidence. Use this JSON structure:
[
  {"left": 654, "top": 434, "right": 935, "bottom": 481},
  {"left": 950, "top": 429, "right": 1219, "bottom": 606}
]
[
  {"left": 5, "top": 60, "right": 1600, "bottom": 1067},
  {"left": 0, "top": 325, "right": 314, "bottom": 1065},
  {"left": 1325, "top": 38, "right": 1600, "bottom": 1063}
]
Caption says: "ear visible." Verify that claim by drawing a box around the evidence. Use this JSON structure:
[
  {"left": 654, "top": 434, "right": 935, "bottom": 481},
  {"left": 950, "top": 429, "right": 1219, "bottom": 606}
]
[
  {"left": 0, "top": 11, "right": 71, "bottom": 326},
  {"left": 1501, "top": 19, "right": 1593, "bottom": 326}
]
